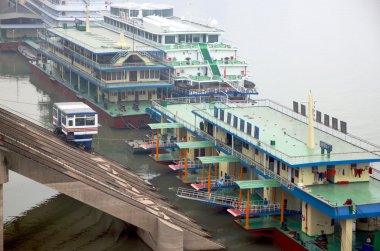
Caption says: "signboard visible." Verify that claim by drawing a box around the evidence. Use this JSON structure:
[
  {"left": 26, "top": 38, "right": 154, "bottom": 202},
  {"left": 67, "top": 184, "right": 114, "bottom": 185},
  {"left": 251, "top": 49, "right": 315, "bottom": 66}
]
[
  {"left": 240, "top": 118, "right": 245, "bottom": 132},
  {"left": 254, "top": 126, "right": 260, "bottom": 139},
  {"left": 247, "top": 122, "right": 252, "bottom": 135},
  {"left": 220, "top": 109, "right": 224, "bottom": 121},
  {"left": 233, "top": 116, "right": 238, "bottom": 128},
  {"left": 320, "top": 141, "right": 333, "bottom": 152},
  {"left": 214, "top": 107, "right": 218, "bottom": 118},
  {"left": 227, "top": 112, "right": 232, "bottom": 124}
]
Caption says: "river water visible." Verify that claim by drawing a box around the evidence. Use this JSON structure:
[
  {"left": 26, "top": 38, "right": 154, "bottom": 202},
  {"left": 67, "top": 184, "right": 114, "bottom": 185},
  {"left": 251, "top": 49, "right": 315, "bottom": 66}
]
[{"left": 2, "top": 0, "right": 380, "bottom": 250}]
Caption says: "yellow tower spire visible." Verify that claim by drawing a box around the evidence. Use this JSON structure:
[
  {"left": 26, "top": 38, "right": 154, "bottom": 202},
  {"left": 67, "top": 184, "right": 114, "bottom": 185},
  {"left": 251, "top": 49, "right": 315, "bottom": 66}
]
[
  {"left": 85, "top": 6, "right": 90, "bottom": 33},
  {"left": 307, "top": 91, "right": 315, "bottom": 149}
]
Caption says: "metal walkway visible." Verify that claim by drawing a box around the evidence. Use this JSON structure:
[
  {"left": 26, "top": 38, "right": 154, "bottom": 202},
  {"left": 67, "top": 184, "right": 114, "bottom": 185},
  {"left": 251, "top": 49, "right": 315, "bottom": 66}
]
[
  {"left": 177, "top": 188, "right": 300, "bottom": 217},
  {"left": 191, "top": 178, "right": 239, "bottom": 191},
  {"left": 139, "top": 139, "right": 178, "bottom": 150},
  {"left": 168, "top": 160, "right": 203, "bottom": 171}
]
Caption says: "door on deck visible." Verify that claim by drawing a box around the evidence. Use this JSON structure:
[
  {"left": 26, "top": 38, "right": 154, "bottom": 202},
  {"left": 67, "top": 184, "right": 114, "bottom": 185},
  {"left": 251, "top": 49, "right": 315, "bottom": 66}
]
[
  {"left": 148, "top": 90, "right": 152, "bottom": 100},
  {"left": 135, "top": 91, "right": 139, "bottom": 102},
  {"left": 1, "top": 30, "right": 7, "bottom": 39},
  {"left": 117, "top": 92, "right": 121, "bottom": 103},
  {"left": 129, "top": 71, "right": 137, "bottom": 81}
]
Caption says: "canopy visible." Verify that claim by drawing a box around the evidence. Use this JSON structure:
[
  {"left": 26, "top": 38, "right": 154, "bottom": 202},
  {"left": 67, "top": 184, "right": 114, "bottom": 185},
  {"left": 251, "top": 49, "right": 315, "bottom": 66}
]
[
  {"left": 235, "top": 179, "right": 280, "bottom": 189},
  {"left": 198, "top": 156, "right": 239, "bottom": 164},
  {"left": 176, "top": 141, "right": 214, "bottom": 149},
  {"left": 148, "top": 123, "right": 184, "bottom": 130}
]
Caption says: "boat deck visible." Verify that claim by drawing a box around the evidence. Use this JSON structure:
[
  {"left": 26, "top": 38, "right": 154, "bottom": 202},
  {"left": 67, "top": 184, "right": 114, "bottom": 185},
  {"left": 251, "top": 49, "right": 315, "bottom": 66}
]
[
  {"left": 40, "top": 62, "right": 151, "bottom": 116},
  {"left": 307, "top": 178, "right": 380, "bottom": 206},
  {"left": 237, "top": 215, "right": 371, "bottom": 251},
  {"left": 159, "top": 102, "right": 380, "bottom": 166}
]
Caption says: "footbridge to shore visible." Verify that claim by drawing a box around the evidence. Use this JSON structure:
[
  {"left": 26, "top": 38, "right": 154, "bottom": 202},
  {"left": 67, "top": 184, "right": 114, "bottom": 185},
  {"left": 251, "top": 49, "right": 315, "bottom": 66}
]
[{"left": 0, "top": 107, "right": 225, "bottom": 251}]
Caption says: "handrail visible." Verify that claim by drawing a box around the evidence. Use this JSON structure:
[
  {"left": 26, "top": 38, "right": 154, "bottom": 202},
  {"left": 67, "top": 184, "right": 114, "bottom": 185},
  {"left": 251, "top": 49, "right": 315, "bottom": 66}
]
[
  {"left": 177, "top": 187, "right": 280, "bottom": 211},
  {"left": 189, "top": 100, "right": 380, "bottom": 165},
  {"left": 248, "top": 98, "right": 380, "bottom": 153}
]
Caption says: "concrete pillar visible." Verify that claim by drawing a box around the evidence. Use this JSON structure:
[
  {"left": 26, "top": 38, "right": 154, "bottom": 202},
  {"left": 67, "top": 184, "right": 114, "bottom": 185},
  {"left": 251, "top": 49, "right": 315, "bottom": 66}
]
[
  {"left": 138, "top": 218, "right": 183, "bottom": 251},
  {"left": 301, "top": 201, "right": 334, "bottom": 236},
  {"left": 340, "top": 219, "right": 353, "bottom": 251},
  {"left": 0, "top": 151, "right": 9, "bottom": 251}
]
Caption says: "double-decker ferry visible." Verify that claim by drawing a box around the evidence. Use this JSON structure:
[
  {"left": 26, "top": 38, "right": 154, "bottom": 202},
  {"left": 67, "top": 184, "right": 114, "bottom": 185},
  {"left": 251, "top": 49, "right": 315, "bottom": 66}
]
[
  {"left": 29, "top": 2, "right": 256, "bottom": 128},
  {"left": 53, "top": 102, "right": 98, "bottom": 150}
]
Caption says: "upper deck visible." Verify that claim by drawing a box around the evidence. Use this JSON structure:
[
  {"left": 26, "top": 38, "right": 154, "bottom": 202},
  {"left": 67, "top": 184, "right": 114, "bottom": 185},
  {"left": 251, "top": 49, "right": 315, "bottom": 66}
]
[
  {"left": 47, "top": 26, "right": 158, "bottom": 55},
  {"left": 153, "top": 98, "right": 380, "bottom": 167}
]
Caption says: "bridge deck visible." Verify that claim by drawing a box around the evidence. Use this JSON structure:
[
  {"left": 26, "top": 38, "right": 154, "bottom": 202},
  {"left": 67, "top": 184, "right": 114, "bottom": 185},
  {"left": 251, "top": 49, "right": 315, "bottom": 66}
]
[{"left": 0, "top": 107, "right": 224, "bottom": 250}]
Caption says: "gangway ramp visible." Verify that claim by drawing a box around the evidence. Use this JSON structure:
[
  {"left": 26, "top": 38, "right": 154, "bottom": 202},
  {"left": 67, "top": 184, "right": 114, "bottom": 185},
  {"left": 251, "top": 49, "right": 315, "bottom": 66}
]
[
  {"left": 177, "top": 187, "right": 240, "bottom": 208},
  {"left": 177, "top": 188, "right": 300, "bottom": 217},
  {"left": 191, "top": 177, "right": 239, "bottom": 191},
  {"left": 0, "top": 107, "right": 224, "bottom": 251}
]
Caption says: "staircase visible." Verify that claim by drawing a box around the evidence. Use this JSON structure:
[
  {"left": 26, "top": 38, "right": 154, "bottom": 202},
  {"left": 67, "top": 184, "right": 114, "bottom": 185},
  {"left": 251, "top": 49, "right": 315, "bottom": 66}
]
[
  {"left": 199, "top": 44, "right": 221, "bottom": 76},
  {"left": 110, "top": 51, "right": 128, "bottom": 64}
]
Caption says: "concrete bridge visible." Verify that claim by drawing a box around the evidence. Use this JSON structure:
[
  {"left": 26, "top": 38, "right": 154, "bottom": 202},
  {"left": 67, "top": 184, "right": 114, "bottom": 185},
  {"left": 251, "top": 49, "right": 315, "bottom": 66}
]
[{"left": 0, "top": 107, "right": 224, "bottom": 251}]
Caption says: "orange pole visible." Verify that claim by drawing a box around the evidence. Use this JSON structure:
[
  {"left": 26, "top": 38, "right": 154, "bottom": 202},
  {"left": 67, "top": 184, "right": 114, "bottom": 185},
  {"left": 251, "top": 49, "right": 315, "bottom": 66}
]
[
  {"left": 178, "top": 148, "right": 183, "bottom": 179},
  {"left": 201, "top": 165, "right": 205, "bottom": 184},
  {"left": 280, "top": 190, "right": 285, "bottom": 224},
  {"left": 238, "top": 189, "right": 243, "bottom": 208},
  {"left": 207, "top": 164, "right": 211, "bottom": 197},
  {"left": 184, "top": 149, "right": 188, "bottom": 183},
  {"left": 245, "top": 189, "right": 250, "bottom": 229},
  {"left": 155, "top": 129, "right": 159, "bottom": 161},
  {"left": 179, "top": 149, "right": 182, "bottom": 165},
  {"left": 151, "top": 130, "right": 154, "bottom": 156},
  {"left": 272, "top": 188, "right": 277, "bottom": 219}
]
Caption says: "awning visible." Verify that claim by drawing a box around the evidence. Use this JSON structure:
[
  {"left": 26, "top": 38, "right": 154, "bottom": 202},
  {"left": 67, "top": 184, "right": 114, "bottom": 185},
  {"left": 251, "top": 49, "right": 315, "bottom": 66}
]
[
  {"left": 198, "top": 156, "right": 239, "bottom": 164},
  {"left": 148, "top": 123, "right": 184, "bottom": 130},
  {"left": 235, "top": 179, "right": 280, "bottom": 189},
  {"left": 176, "top": 141, "right": 214, "bottom": 149}
]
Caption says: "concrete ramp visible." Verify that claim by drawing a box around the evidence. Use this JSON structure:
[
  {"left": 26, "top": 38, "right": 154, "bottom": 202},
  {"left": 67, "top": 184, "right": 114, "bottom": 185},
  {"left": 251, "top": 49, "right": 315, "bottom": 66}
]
[{"left": 0, "top": 107, "right": 225, "bottom": 251}]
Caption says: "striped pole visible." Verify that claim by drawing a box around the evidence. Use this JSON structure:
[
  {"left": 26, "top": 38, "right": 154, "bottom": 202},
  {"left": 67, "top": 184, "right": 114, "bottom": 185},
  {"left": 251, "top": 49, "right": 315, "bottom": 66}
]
[
  {"left": 184, "top": 149, "right": 188, "bottom": 183},
  {"left": 208, "top": 164, "right": 211, "bottom": 197},
  {"left": 245, "top": 189, "right": 250, "bottom": 229},
  {"left": 280, "top": 190, "right": 285, "bottom": 224},
  {"left": 155, "top": 129, "right": 159, "bottom": 161}
]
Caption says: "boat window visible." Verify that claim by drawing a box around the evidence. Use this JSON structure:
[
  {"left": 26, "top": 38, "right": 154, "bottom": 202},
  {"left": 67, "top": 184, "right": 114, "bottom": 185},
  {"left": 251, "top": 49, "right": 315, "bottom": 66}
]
[
  {"left": 179, "top": 35, "right": 185, "bottom": 43},
  {"left": 165, "top": 36, "right": 175, "bottom": 44},
  {"left": 85, "top": 116, "right": 95, "bottom": 126},
  {"left": 208, "top": 35, "right": 219, "bottom": 43},
  {"left": 61, "top": 114, "right": 66, "bottom": 125},
  {"left": 75, "top": 117, "right": 85, "bottom": 126}
]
